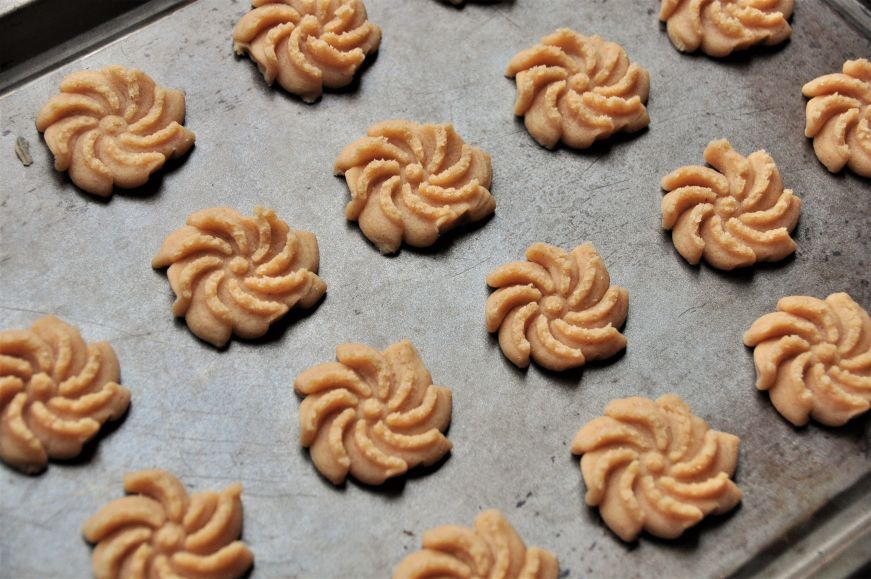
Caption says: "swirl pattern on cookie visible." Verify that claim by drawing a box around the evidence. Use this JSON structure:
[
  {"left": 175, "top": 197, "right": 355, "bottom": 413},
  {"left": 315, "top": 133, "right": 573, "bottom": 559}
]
[
  {"left": 335, "top": 120, "right": 495, "bottom": 253},
  {"left": 485, "top": 242, "right": 628, "bottom": 372},
  {"left": 82, "top": 469, "right": 254, "bottom": 579},
  {"left": 35, "top": 65, "right": 195, "bottom": 197},
  {"left": 233, "top": 0, "right": 381, "bottom": 102},
  {"left": 802, "top": 59, "right": 871, "bottom": 177},
  {"left": 0, "top": 316, "right": 130, "bottom": 474},
  {"left": 393, "top": 510, "right": 559, "bottom": 579},
  {"left": 659, "top": 0, "right": 793, "bottom": 57},
  {"left": 505, "top": 29, "right": 650, "bottom": 149},
  {"left": 743, "top": 293, "right": 871, "bottom": 426},
  {"left": 295, "top": 341, "right": 452, "bottom": 485},
  {"left": 571, "top": 395, "right": 742, "bottom": 542},
  {"left": 152, "top": 206, "right": 326, "bottom": 348},
  {"left": 661, "top": 139, "right": 801, "bottom": 270}
]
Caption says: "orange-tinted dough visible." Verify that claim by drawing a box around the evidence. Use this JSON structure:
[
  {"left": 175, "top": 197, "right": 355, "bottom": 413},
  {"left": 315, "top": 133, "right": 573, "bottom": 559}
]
[
  {"left": 505, "top": 29, "right": 650, "bottom": 149},
  {"left": 0, "top": 316, "right": 130, "bottom": 474},
  {"left": 233, "top": 0, "right": 381, "bottom": 102},
  {"left": 802, "top": 59, "right": 871, "bottom": 178},
  {"left": 335, "top": 120, "right": 495, "bottom": 253},
  {"left": 659, "top": 0, "right": 793, "bottom": 57},
  {"left": 661, "top": 139, "right": 801, "bottom": 270},
  {"left": 295, "top": 341, "right": 452, "bottom": 485},
  {"left": 393, "top": 510, "right": 559, "bottom": 579},
  {"left": 571, "top": 394, "right": 742, "bottom": 542},
  {"left": 152, "top": 206, "right": 326, "bottom": 347},
  {"left": 485, "top": 242, "right": 628, "bottom": 372},
  {"left": 743, "top": 293, "right": 871, "bottom": 426},
  {"left": 35, "top": 65, "right": 195, "bottom": 197},
  {"left": 82, "top": 469, "right": 254, "bottom": 579}
]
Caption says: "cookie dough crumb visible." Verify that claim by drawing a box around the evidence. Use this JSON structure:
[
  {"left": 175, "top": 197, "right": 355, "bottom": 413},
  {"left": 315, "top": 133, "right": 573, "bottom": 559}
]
[{"left": 15, "top": 136, "right": 32, "bottom": 166}]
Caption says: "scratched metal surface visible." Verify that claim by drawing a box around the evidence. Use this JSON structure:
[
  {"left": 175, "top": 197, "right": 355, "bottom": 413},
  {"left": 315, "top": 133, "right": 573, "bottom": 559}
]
[{"left": 0, "top": 1, "right": 870, "bottom": 578}]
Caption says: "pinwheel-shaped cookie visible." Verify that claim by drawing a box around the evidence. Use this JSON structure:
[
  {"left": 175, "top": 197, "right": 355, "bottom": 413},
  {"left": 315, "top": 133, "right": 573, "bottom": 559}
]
[
  {"left": 35, "top": 65, "right": 195, "bottom": 197},
  {"left": 152, "top": 206, "right": 326, "bottom": 348},
  {"left": 82, "top": 469, "right": 254, "bottom": 579},
  {"left": 233, "top": 0, "right": 381, "bottom": 102},
  {"left": 659, "top": 0, "right": 793, "bottom": 57},
  {"left": 802, "top": 59, "right": 871, "bottom": 178},
  {"left": 0, "top": 316, "right": 130, "bottom": 474},
  {"left": 743, "top": 293, "right": 871, "bottom": 426},
  {"left": 505, "top": 29, "right": 650, "bottom": 150},
  {"left": 661, "top": 139, "right": 801, "bottom": 270},
  {"left": 335, "top": 120, "right": 496, "bottom": 253},
  {"left": 393, "top": 510, "right": 559, "bottom": 579},
  {"left": 485, "top": 242, "right": 628, "bottom": 372},
  {"left": 571, "top": 395, "right": 742, "bottom": 542},
  {"left": 294, "top": 340, "right": 452, "bottom": 485}
]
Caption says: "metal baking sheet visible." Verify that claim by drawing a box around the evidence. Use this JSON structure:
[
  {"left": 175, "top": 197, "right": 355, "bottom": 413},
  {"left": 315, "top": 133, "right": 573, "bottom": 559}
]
[{"left": 1, "top": 1, "right": 869, "bottom": 577}]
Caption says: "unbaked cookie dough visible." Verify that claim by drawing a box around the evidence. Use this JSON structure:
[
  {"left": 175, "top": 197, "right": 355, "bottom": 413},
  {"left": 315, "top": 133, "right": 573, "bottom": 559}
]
[
  {"left": 152, "top": 206, "right": 326, "bottom": 348},
  {"left": 661, "top": 139, "right": 801, "bottom": 270},
  {"left": 35, "top": 65, "right": 195, "bottom": 197},
  {"left": 485, "top": 242, "right": 628, "bottom": 372},
  {"left": 659, "top": 0, "right": 793, "bottom": 57},
  {"left": 393, "top": 510, "right": 559, "bottom": 579},
  {"left": 233, "top": 0, "right": 381, "bottom": 102},
  {"left": 294, "top": 340, "right": 452, "bottom": 486},
  {"left": 0, "top": 316, "right": 130, "bottom": 474},
  {"left": 82, "top": 469, "right": 254, "bottom": 579},
  {"left": 802, "top": 58, "right": 871, "bottom": 178},
  {"left": 335, "top": 120, "right": 495, "bottom": 254},
  {"left": 505, "top": 28, "right": 650, "bottom": 149},
  {"left": 743, "top": 293, "right": 871, "bottom": 427},
  {"left": 571, "top": 394, "right": 742, "bottom": 542}
]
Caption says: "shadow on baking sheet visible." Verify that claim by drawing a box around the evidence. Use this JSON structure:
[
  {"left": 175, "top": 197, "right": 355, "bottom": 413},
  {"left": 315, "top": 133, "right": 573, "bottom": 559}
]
[
  {"left": 57, "top": 148, "right": 196, "bottom": 204},
  {"left": 406, "top": 211, "right": 497, "bottom": 256},
  {"left": 510, "top": 115, "right": 652, "bottom": 160},
  {"left": 157, "top": 288, "right": 326, "bottom": 351},
  {"left": 440, "top": 0, "right": 517, "bottom": 8},
  {"left": 712, "top": 39, "right": 793, "bottom": 68},
  {"left": 233, "top": 46, "right": 380, "bottom": 105},
  {"left": 569, "top": 454, "right": 744, "bottom": 552},
  {"left": 326, "top": 49, "right": 380, "bottom": 100},
  {"left": 814, "top": 410, "right": 871, "bottom": 449},
  {"left": 341, "top": 211, "right": 497, "bottom": 257},
  {"left": 53, "top": 404, "right": 131, "bottom": 470},
  {"left": 240, "top": 296, "right": 328, "bottom": 348},
  {"left": 296, "top": 444, "right": 453, "bottom": 498},
  {"left": 658, "top": 228, "right": 799, "bottom": 284},
  {"left": 655, "top": 21, "right": 792, "bottom": 68},
  {"left": 483, "top": 321, "right": 629, "bottom": 388},
  {"left": 645, "top": 505, "right": 744, "bottom": 551},
  {"left": 170, "top": 292, "right": 327, "bottom": 351}
]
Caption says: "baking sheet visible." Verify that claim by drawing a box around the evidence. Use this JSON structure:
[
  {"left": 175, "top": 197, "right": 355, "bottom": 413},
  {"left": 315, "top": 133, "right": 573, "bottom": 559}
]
[{"left": 0, "top": 1, "right": 869, "bottom": 577}]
